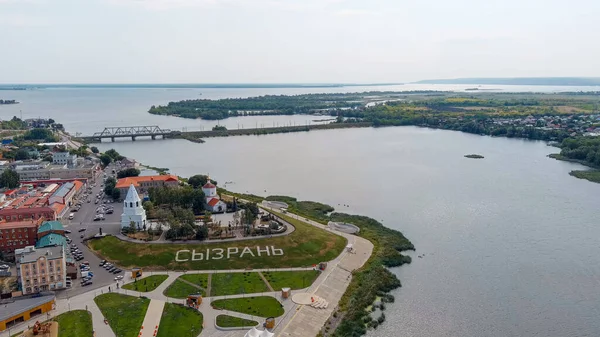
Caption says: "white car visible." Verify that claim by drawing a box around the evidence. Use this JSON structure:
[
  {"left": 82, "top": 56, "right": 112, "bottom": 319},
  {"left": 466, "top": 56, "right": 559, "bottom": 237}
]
[{"left": 114, "top": 275, "right": 124, "bottom": 281}]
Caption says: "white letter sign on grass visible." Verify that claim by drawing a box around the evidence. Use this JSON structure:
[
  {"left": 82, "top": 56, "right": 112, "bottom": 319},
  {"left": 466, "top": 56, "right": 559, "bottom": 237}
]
[{"left": 174, "top": 246, "right": 284, "bottom": 262}]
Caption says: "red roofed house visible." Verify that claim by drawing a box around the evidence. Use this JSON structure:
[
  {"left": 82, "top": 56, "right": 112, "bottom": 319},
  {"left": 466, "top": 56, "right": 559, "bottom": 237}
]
[
  {"left": 201, "top": 178, "right": 227, "bottom": 213},
  {"left": 115, "top": 174, "right": 179, "bottom": 196},
  {"left": 0, "top": 218, "right": 44, "bottom": 258}
]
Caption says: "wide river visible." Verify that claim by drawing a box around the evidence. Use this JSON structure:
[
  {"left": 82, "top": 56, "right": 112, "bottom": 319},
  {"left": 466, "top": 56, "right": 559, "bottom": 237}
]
[{"left": 2, "top": 84, "right": 600, "bottom": 337}]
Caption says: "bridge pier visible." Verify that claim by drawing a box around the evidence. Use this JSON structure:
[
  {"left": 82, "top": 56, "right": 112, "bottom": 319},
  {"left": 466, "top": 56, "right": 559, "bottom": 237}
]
[
  {"left": 111, "top": 137, "right": 115, "bottom": 142},
  {"left": 151, "top": 135, "right": 156, "bottom": 140},
  {"left": 132, "top": 136, "right": 136, "bottom": 141}
]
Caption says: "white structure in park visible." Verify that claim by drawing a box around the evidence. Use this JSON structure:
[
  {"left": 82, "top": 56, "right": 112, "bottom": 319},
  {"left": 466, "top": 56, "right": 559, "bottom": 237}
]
[
  {"left": 244, "top": 327, "right": 274, "bottom": 337},
  {"left": 202, "top": 178, "right": 227, "bottom": 213},
  {"left": 121, "top": 184, "right": 147, "bottom": 229}
]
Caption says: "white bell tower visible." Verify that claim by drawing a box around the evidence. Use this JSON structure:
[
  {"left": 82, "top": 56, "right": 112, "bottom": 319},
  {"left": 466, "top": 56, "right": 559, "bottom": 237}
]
[{"left": 121, "top": 184, "right": 147, "bottom": 229}]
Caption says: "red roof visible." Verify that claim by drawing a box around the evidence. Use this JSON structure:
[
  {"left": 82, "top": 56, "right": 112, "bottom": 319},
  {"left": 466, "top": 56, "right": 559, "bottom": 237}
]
[
  {"left": 203, "top": 182, "right": 216, "bottom": 189},
  {"left": 115, "top": 174, "right": 178, "bottom": 189},
  {"left": 207, "top": 198, "right": 220, "bottom": 206}
]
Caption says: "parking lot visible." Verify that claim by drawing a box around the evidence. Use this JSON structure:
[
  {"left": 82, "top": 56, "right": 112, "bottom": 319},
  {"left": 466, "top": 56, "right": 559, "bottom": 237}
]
[{"left": 58, "top": 165, "right": 128, "bottom": 298}]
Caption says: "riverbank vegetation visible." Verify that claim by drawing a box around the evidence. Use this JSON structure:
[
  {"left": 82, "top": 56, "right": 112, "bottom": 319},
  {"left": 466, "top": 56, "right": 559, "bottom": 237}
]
[
  {"left": 264, "top": 195, "right": 413, "bottom": 337},
  {"left": 550, "top": 136, "right": 600, "bottom": 183}
]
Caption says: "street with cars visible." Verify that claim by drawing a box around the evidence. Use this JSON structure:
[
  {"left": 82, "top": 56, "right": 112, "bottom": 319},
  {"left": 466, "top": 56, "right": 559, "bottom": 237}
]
[{"left": 59, "top": 164, "right": 128, "bottom": 298}]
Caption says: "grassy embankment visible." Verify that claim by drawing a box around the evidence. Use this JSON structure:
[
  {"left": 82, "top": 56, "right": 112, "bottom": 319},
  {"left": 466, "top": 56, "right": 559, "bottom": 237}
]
[
  {"left": 264, "top": 195, "right": 414, "bottom": 337},
  {"left": 122, "top": 275, "right": 169, "bottom": 292},
  {"left": 177, "top": 122, "right": 372, "bottom": 143},
  {"left": 548, "top": 135, "right": 600, "bottom": 184},
  {"left": 216, "top": 315, "right": 258, "bottom": 328},
  {"left": 211, "top": 296, "right": 284, "bottom": 318},
  {"left": 88, "top": 212, "right": 346, "bottom": 270},
  {"left": 156, "top": 303, "right": 203, "bottom": 337},
  {"left": 94, "top": 293, "right": 150, "bottom": 337},
  {"left": 54, "top": 310, "right": 93, "bottom": 337}
]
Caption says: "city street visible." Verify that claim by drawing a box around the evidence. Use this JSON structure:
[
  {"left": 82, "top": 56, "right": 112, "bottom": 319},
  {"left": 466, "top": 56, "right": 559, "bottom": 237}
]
[{"left": 57, "top": 165, "right": 126, "bottom": 299}]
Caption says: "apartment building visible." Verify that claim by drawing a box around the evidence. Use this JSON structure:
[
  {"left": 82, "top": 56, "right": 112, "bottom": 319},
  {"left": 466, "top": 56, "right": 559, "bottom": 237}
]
[{"left": 16, "top": 245, "right": 66, "bottom": 294}]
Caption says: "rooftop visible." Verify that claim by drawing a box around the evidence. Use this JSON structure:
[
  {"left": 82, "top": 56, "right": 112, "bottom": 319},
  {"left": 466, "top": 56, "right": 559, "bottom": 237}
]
[
  {"left": 115, "top": 174, "right": 178, "bottom": 189},
  {"left": 37, "top": 220, "right": 64, "bottom": 234},
  {"left": 17, "top": 245, "right": 63, "bottom": 264},
  {"left": 0, "top": 218, "right": 42, "bottom": 229},
  {"left": 51, "top": 182, "right": 74, "bottom": 199},
  {"left": 0, "top": 293, "right": 56, "bottom": 322},
  {"left": 36, "top": 233, "right": 67, "bottom": 248}
]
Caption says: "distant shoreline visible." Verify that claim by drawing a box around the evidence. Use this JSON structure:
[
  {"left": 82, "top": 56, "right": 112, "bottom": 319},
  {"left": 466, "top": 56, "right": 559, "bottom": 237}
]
[{"left": 0, "top": 83, "right": 404, "bottom": 90}]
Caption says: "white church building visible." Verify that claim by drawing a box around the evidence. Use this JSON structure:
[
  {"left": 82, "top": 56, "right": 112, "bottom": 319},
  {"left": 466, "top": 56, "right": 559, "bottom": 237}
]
[
  {"left": 121, "top": 184, "right": 147, "bottom": 229},
  {"left": 202, "top": 179, "right": 227, "bottom": 213}
]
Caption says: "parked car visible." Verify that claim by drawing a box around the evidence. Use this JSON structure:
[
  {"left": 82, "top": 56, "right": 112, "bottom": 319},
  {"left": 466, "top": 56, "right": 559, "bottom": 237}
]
[
  {"left": 65, "top": 230, "right": 72, "bottom": 234},
  {"left": 78, "top": 228, "right": 86, "bottom": 232},
  {"left": 100, "top": 260, "right": 106, "bottom": 266},
  {"left": 114, "top": 275, "right": 124, "bottom": 281},
  {"left": 80, "top": 234, "right": 85, "bottom": 238},
  {"left": 81, "top": 280, "right": 93, "bottom": 286}
]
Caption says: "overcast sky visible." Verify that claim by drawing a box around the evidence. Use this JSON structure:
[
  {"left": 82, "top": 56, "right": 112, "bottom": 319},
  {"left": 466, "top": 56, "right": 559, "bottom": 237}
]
[{"left": 0, "top": 0, "right": 598, "bottom": 83}]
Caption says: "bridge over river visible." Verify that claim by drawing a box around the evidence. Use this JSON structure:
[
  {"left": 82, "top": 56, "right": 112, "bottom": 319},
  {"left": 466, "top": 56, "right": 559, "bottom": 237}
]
[{"left": 80, "top": 126, "right": 181, "bottom": 142}]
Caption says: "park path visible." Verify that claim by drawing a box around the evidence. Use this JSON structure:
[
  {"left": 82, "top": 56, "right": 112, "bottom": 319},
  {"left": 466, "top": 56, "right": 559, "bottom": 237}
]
[
  {"left": 257, "top": 272, "right": 275, "bottom": 292},
  {"left": 140, "top": 299, "right": 165, "bottom": 337},
  {"left": 179, "top": 277, "right": 206, "bottom": 290},
  {"left": 206, "top": 274, "right": 212, "bottom": 296}
]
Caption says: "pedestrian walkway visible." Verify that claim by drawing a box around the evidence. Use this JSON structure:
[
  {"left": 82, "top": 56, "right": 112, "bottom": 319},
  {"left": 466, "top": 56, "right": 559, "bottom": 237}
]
[
  {"left": 140, "top": 299, "right": 165, "bottom": 337},
  {"left": 258, "top": 272, "right": 274, "bottom": 292}
]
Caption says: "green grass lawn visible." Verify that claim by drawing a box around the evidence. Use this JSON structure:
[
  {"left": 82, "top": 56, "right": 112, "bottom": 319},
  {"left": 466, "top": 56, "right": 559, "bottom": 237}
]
[
  {"left": 216, "top": 315, "right": 258, "bottom": 328},
  {"left": 164, "top": 279, "right": 205, "bottom": 299},
  {"left": 122, "top": 275, "right": 168, "bottom": 292},
  {"left": 94, "top": 293, "right": 150, "bottom": 337},
  {"left": 156, "top": 303, "right": 203, "bottom": 337},
  {"left": 88, "top": 212, "right": 347, "bottom": 270},
  {"left": 211, "top": 296, "right": 284, "bottom": 318},
  {"left": 211, "top": 272, "right": 269, "bottom": 296},
  {"left": 262, "top": 270, "right": 320, "bottom": 290},
  {"left": 54, "top": 310, "right": 93, "bottom": 337},
  {"left": 179, "top": 273, "right": 209, "bottom": 288}
]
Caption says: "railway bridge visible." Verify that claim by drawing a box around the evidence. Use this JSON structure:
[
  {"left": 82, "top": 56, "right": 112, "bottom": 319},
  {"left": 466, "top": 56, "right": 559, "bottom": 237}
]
[{"left": 80, "top": 126, "right": 181, "bottom": 143}]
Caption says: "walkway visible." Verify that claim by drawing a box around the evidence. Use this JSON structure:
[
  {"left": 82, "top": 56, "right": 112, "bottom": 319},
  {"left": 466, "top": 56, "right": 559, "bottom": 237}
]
[{"left": 140, "top": 300, "right": 165, "bottom": 337}]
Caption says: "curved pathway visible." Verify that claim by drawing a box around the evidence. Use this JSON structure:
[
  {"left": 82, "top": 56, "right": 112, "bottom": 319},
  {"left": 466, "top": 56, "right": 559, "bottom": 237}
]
[{"left": 0, "top": 205, "right": 372, "bottom": 337}]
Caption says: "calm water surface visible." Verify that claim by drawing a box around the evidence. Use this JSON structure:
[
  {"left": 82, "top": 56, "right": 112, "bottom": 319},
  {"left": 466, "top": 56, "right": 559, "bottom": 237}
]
[
  {"left": 96, "top": 127, "right": 600, "bottom": 337},
  {"left": 2, "top": 85, "right": 600, "bottom": 336}
]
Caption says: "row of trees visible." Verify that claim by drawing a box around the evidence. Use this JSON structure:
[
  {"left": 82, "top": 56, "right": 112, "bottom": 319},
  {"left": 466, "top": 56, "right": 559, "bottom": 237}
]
[{"left": 103, "top": 177, "right": 121, "bottom": 200}]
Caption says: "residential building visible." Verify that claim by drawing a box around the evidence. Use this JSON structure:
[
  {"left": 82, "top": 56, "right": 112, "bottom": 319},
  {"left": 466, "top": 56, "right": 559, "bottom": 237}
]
[
  {"left": 115, "top": 174, "right": 179, "bottom": 195},
  {"left": 12, "top": 160, "right": 98, "bottom": 181},
  {"left": 0, "top": 293, "right": 55, "bottom": 331},
  {"left": 0, "top": 218, "right": 44, "bottom": 258},
  {"left": 121, "top": 184, "right": 147, "bottom": 229},
  {"left": 48, "top": 181, "right": 83, "bottom": 206},
  {"left": 0, "top": 195, "right": 56, "bottom": 223},
  {"left": 15, "top": 245, "right": 66, "bottom": 294},
  {"left": 119, "top": 157, "right": 139, "bottom": 169}
]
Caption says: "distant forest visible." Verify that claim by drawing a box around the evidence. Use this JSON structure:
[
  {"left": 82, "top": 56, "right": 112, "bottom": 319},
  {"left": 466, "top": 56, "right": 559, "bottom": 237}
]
[{"left": 415, "top": 77, "right": 600, "bottom": 86}]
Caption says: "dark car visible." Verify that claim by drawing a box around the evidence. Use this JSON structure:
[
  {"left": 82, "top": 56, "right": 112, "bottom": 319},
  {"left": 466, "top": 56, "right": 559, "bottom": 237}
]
[
  {"left": 65, "top": 230, "right": 72, "bottom": 234},
  {"left": 78, "top": 228, "right": 85, "bottom": 232},
  {"left": 81, "top": 280, "right": 93, "bottom": 286}
]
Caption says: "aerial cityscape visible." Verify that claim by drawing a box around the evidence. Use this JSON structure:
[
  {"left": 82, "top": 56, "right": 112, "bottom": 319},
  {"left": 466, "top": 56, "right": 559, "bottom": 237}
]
[{"left": 1, "top": 1, "right": 600, "bottom": 337}]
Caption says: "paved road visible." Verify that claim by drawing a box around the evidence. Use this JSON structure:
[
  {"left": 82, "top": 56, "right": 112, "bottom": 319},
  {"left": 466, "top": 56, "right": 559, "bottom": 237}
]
[{"left": 58, "top": 165, "right": 126, "bottom": 299}]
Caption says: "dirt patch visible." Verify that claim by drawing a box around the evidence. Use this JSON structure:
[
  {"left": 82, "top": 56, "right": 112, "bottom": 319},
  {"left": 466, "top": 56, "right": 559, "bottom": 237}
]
[{"left": 555, "top": 106, "right": 585, "bottom": 113}]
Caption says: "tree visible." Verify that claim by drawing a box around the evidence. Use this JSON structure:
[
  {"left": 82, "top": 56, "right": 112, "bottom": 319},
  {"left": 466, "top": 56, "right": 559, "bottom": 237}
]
[
  {"left": 111, "top": 188, "right": 121, "bottom": 200},
  {"left": 14, "top": 149, "right": 30, "bottom": 160},
  {"left": 117, "top": 168, "right": 140, "bottom": 179},
  {"left": 195, "top": 225, "right": 209, "bottom": 240},
  {"left": 188, "top": 175, "right": 208, "bottom": 189},
  {"left": 129, "top": 221, "right": 137, "bottom": 233},
  {"left": 100, "top": 154, "right": 111, "bottom": 166},
  {"left": 90, "top": 146, "right": 99, "bottom": 154},
  {"left": 104, "top": 177, "right": 117, "bottom": 195},
  {"left": 0, "top": 169, "right": 20, "bottom": 188},
  {"left": 212, "top": 125, "right": 227, "bottom": 131},
  {"left": 105, "top": 149, "right": 124, "bottom": 161}
]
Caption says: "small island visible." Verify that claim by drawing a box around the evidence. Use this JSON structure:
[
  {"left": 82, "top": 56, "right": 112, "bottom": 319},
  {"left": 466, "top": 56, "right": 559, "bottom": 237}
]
[
  {"left": 465, "top": 154, "right": 484, "bottom": 159},
  {"left": 0, "top": 99, "right": 19, "bottom": 105}
]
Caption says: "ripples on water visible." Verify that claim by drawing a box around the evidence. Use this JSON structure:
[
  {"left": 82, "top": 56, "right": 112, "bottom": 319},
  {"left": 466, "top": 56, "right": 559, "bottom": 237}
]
[{"left": 3, "top": 85, "right": 600, "bottom": 337}]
